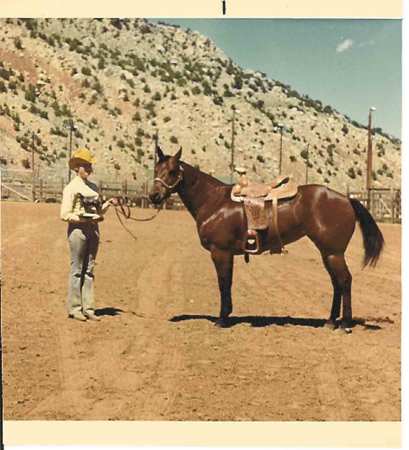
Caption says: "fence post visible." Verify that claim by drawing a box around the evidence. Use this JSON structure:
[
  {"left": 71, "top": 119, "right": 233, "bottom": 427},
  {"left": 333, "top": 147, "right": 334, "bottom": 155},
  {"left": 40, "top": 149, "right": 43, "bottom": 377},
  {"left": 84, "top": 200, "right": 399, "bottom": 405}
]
[
  {"left": 391, "top": 189, "right": 395, "bottom": 224},
  {"left": 39, "top": 178, "right": 43, "bottom": 201},
  {"left": 98, "top": 180, "right": 103, "bottom": 200},
  {"left": 144, "top": 181, "right": 148, "bottom": 208}
]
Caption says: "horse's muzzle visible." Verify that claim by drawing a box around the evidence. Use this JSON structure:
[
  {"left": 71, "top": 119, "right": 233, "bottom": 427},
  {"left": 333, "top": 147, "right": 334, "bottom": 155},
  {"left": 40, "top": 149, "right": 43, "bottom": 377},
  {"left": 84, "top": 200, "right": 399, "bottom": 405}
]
[{"left": 149, "top": 191, "right": 163, "bottom": 205}]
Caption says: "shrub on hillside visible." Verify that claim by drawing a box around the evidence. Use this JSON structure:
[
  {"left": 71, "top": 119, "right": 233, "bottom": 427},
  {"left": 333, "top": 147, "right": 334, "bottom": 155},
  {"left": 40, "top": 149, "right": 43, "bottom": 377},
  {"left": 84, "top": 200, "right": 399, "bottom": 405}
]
[
  {"left": 300, "top": 149, "right": 308, "bottom": 160},
  {"left": 192, "top": 86, "right": 201, "bottom": 95},
  {"left": 25, "top": 84, "right": 37, "bottom": 103},
  {"left": 21, "top": 158, "right": 31, "bottom": 169},
  {"left": 347, "top": 167, "right": 356, "bottom": 179},
  {"left": 81, "top": 67, "right": 92, "bottom": 76},
  {"left": 213, "top": 95, "right": 224, "bottom": 106},
  {"left": 341, "top": 124, "right": 349, "bottom": 134},
  {"left": 152, "top": 92, "right": 162, "bottom": 101},
  {"left": 132, "top": 111, "right": 142, "bottom": 122},
  {"left": 14, "top": 37, "right": 23, "bottom": 50}
]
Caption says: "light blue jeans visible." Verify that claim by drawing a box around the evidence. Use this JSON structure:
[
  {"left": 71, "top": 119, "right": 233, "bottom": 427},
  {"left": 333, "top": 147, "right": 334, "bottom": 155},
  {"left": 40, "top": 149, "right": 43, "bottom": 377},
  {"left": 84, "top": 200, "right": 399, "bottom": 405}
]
[{"left": 67, "top": 223, "right": 99, "bottom": 316}]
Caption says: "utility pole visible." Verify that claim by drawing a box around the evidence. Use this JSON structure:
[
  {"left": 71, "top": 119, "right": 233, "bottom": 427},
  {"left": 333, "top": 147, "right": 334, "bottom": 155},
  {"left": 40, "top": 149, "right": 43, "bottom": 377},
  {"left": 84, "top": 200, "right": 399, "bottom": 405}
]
[
  {"left": 230, "top": 108, "right": 236, "bottom": 184},
  {"left": 153, "top": 130, "right": 159, "bottom": 179},
  {"left": 31, "top": 132, "right": 36, "bottom": 201},
  {"left": 65, "top": 119, "right": 76, "bottom": 182},
  {"left": 366, "top": 107, "right": 376, "bottom": 212},
  {"left": 305, "top": 143, "right": 310, "bottom": 184},
  {"left": 278, "top": 123, "right": 285, "bottom": 176}
]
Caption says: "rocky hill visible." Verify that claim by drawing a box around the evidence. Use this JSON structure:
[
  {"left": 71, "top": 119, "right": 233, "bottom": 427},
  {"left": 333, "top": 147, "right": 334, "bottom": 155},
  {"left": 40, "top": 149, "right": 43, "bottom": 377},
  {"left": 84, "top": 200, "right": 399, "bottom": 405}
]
[{"left": 0, "top": 18, "right": 401, "bottom": 192}]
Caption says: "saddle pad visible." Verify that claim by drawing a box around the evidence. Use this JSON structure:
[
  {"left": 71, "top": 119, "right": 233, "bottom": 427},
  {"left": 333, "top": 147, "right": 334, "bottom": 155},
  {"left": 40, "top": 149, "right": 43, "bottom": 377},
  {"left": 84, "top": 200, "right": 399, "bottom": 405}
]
[{"left": 244, "top": 198, "right": 269, "bottom": 230}]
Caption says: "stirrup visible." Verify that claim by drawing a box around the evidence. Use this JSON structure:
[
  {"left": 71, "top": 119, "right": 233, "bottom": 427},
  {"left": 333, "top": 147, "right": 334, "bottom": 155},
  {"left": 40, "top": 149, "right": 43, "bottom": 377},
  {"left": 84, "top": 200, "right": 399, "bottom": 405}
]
[{"left": 244, "top": 229, "right": 260, "bottom": 254}]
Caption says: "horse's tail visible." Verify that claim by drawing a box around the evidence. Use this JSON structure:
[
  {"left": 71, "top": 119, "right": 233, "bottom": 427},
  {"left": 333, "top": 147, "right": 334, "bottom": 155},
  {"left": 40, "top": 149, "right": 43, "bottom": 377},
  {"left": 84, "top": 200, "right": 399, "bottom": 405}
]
[{"left": 350, "top": 198, "right": 384, "bottom": 268}]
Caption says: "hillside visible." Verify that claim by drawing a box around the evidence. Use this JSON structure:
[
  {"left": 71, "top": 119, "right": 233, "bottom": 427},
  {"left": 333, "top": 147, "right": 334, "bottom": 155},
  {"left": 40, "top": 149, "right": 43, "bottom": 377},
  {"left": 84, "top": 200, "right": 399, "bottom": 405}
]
[{"left": 0, "top": 18, "right": 401, "bottom": 192}]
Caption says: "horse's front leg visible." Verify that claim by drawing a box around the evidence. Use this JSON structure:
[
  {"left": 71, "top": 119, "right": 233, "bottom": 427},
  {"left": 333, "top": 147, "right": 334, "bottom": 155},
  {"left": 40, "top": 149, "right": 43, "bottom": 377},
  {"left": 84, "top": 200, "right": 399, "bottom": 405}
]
[{"left": 211, "top": 247, "right": 234, "bottom": 327}]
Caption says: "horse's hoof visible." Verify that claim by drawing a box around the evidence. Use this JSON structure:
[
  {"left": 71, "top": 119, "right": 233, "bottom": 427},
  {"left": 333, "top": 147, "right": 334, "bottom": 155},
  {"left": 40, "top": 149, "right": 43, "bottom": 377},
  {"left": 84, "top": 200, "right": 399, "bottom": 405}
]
[
  {"left": 214, "top": 319, "right": 230, "bottom": 328},
  {"left": 325, "top": 320, "right": 337, "bottom": 330},
  {"left": 337, "top": 326, "right": 352, "bottom": 334}
]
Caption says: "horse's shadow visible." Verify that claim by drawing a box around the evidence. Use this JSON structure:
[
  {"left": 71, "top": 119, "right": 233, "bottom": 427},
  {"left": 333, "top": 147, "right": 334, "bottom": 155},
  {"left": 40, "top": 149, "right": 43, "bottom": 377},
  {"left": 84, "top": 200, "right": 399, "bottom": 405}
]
[{"left": 169, "top": 314, "right": 383, "bottom": 331}]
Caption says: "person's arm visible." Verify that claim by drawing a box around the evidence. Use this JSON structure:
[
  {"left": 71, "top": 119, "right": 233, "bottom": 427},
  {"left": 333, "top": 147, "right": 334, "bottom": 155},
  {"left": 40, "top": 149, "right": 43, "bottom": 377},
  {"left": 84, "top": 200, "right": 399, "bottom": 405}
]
[{"left": 60, "top": 187, "right": 81, "bottom": 222}]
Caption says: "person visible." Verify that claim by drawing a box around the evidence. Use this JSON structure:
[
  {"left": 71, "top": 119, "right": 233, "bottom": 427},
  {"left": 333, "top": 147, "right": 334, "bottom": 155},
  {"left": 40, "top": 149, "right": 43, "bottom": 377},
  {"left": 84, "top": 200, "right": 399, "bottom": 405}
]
[{"left": 60, "top": 147, "right": 116, "bottom": 322}]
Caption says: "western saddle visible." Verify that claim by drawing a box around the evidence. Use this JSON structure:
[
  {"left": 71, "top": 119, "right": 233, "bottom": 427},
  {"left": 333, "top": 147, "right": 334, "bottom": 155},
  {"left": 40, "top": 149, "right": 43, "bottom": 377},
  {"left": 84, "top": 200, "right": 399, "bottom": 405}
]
[{"left": 231, "top": 168, "right": 298, "bottom": 255}]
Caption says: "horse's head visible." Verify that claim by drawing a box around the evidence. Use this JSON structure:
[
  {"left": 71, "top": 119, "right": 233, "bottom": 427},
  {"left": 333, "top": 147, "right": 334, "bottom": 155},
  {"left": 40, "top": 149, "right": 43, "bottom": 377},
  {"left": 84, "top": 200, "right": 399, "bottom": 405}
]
[{"left": 149, "top": 144, "right": 183, "bottom": 205}]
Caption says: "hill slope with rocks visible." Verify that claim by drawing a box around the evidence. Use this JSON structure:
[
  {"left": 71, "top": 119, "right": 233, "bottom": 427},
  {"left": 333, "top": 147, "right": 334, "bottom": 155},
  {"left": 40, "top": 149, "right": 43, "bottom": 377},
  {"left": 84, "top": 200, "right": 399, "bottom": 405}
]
[{"left": 0, "top": 18, "right": 401, "bottom": 192}]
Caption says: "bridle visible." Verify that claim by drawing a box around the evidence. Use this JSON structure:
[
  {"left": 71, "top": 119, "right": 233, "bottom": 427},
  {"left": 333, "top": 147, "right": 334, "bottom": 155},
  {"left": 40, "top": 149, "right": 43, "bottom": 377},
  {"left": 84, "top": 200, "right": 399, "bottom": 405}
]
[{"left": 153, "top": 166, "right": 184, "bottom": 193}]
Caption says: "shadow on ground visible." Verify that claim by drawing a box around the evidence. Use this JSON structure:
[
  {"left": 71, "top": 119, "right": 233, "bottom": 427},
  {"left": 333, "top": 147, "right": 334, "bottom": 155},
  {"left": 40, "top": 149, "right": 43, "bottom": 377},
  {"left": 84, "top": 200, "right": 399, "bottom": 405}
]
[
  {"left": 170, "top": 314, "right": 384, "bottom": 330},
  {"left": 96, "top": 307, "right": 124, "bottom": 317}
]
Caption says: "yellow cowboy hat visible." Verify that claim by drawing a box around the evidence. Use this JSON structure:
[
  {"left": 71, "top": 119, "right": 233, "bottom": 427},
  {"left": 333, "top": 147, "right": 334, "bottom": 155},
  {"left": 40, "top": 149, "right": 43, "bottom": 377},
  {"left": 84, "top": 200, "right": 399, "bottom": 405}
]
[{"left": 69, "top": 147, "right": 96, "bottom": 170}]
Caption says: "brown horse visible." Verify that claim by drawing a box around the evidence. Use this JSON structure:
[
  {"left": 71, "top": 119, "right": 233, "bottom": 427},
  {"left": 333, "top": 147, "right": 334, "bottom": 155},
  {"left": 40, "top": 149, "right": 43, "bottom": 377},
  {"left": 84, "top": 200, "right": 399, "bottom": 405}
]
[{"left": 149, "top": 146, "right": 384, "bottom": 332}]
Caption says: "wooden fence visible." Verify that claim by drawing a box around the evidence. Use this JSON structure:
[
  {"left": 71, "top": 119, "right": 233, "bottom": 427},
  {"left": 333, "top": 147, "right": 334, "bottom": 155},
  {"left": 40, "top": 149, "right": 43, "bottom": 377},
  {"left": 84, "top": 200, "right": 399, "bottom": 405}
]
[
  {"left": 0, "top": 172, "right": 185, "bottom": 210},
  {"left": 1, "top": 170, "right": 401, "bottom": 221},
  {"left": 348, "top": 188, "right": 401, "bottom": 224}
]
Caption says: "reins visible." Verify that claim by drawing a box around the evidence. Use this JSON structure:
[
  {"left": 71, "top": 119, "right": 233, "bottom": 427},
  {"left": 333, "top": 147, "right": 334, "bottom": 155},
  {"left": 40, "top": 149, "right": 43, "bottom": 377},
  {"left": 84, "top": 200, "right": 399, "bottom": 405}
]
[
  {"left": 113, "top": 196, "right": 163, "bottom": 241},
  {"left": 113, "top": 166, "right": 183, "bottom": 241}
]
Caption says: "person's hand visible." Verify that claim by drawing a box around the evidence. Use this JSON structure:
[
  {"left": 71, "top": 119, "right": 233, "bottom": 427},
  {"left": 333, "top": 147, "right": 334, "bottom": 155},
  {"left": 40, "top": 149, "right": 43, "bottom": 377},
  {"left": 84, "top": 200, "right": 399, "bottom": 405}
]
[
  {"left": 108, "top": 197, "right": 119, "bottom": 206},
  {"left": 69, "top": 214, "right": 81, "bottom": 223}
]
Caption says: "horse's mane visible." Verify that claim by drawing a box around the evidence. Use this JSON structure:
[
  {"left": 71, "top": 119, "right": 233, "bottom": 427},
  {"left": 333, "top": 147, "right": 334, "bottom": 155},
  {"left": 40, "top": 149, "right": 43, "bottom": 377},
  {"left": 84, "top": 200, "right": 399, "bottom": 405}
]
[{"left": 181, "top": 161, "right": 228, "bottom": 188}]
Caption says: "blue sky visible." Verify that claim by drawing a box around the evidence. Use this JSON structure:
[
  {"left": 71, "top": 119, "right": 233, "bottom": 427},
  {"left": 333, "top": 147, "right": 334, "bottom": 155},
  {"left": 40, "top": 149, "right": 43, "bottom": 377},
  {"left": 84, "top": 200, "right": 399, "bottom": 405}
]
[{"left": 151, "top": 19, "right": 402, "bottom": 138}]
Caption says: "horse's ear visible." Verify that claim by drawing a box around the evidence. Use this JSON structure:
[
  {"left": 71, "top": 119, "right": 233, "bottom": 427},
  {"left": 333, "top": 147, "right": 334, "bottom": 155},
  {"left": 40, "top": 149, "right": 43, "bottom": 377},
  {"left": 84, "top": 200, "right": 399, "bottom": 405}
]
[
  {"left": 156, "top": 143, "right": 166, "bottom": 162},
  {"left": 174, "top": 147, "right": 182, "bottom": 161}
]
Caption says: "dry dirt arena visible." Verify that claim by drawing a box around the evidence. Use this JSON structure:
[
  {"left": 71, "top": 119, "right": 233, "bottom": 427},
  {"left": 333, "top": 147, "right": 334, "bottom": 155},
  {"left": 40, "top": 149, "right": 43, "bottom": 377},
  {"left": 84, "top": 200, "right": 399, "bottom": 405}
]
[{"left": 2, "top": 202, "right": 401, "bottom": 421}]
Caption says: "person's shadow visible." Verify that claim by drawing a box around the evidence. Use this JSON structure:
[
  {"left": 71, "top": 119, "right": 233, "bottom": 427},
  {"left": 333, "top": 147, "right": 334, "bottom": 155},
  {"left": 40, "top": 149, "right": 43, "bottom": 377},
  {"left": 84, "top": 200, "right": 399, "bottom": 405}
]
[
  {"left": 95, "top": 307, "right": 124, "bottom": 317},
  {"left": 169, "top": 314, "right": 384, "bottom": 330}
]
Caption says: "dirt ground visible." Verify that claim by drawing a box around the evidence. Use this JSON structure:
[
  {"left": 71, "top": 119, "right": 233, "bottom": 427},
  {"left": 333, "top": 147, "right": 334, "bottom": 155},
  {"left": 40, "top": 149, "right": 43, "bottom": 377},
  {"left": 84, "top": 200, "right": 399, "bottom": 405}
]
[{"left": 2, "top": 202, "right": 401, "bottom": 421}]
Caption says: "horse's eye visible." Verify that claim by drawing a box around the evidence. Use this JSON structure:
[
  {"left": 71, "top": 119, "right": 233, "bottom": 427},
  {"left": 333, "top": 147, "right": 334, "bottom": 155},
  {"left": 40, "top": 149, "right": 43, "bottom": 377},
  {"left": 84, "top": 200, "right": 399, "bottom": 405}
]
[{"left": 169, "top": 169, "right": 177, "bottom": 176}]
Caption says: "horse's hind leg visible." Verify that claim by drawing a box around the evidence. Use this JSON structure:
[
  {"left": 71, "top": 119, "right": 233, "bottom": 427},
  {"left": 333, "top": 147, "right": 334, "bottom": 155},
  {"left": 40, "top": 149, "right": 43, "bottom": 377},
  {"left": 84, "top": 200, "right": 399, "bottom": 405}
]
[
  {"left": 322, "top": 253, "right": 353, "bottom": 332},
  {"left": 321, "top": 254, "right": 342, "bottom": 329},
  {"left": 211, "top": 247, "right": 234, "bottom": 328}
]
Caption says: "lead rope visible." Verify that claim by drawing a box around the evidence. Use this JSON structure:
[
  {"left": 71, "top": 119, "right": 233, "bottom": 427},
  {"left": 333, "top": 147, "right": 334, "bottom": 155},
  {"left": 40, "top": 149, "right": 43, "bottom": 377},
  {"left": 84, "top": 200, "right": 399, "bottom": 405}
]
[{"left": 113, "top": 196, "right": 163, "bottom": 241}]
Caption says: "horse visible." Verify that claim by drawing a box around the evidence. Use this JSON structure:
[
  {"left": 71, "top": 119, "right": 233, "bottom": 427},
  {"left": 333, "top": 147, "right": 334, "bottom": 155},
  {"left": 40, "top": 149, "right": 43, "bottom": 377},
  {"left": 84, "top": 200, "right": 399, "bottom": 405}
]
[{"left": 149, "top": 145, "right": 384, "bottom": 333}]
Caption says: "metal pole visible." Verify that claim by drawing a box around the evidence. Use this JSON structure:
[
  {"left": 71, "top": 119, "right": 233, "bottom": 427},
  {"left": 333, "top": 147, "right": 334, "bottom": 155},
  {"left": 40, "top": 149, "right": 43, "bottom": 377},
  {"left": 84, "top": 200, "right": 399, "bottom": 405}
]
[
  {"left": 40, "top": 178, "right": 43, "bottom": 201},
  {"left": 230, "top": 108, "right": 235, "bottom": 184},
  {"left": 305, "top": 143, "right": 310, "bottom": 184},
  {"left": 153, "top": 130, "right": 158, "bottom": 179},
  {"left": 31, "top": 132, "right": 36, "bottom": 201},
  {"left": 67, "top": 119, "right": 74, "bottom": 182},
  {"left": 279, "top": 127, "right": 283, "bottom": 175},
  {"left": 366, "top": 110, "right": 373, "bottom": 212}
]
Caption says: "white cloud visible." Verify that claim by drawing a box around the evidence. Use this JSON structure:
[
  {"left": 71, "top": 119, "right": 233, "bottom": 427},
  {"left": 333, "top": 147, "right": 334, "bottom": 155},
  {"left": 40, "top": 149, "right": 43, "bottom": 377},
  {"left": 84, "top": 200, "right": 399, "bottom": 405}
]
[{"left": 336, "top": 38, "right": 354, "bottom": 53}]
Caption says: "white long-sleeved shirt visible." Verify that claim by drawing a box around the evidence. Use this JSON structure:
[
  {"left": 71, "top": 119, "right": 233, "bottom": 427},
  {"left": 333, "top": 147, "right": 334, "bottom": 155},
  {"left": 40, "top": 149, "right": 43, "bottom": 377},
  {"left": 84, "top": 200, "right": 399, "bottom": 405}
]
[{"left": 60, "top": 176, "right": 107, "bottom": 222}]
